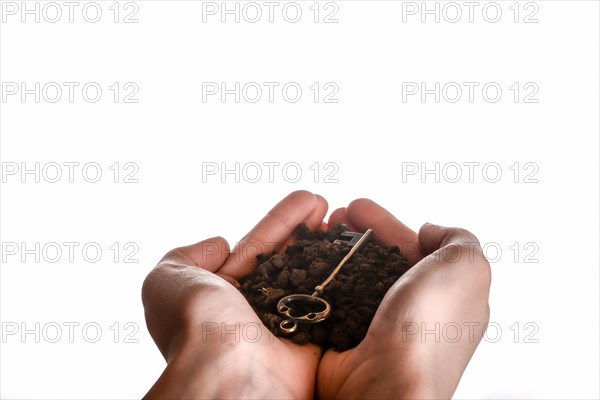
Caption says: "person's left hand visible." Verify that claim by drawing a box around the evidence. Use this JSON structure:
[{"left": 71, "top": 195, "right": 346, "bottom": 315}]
[{"left": 142, "top": 190, "right": 328, "bottom": 399}]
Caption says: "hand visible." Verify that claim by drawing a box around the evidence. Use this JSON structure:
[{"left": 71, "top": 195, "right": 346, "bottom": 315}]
[
  {"left": 141, "top": 190, "right": 329, "bottom": 399},
  {"left": 317, "top": 199, "right": 491, "bottom": 399}
]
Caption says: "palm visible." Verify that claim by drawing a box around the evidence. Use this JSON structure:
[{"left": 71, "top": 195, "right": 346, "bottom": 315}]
[
  {"left": 192, "top": 268, "right": 322, "bottom": 398},
  {"left": 318, "top": 262, "right": 490, "bottom": 398},
  {"left": 317, "top": 281, "right": 420, "bottom": 398},
  {"left": 317, "top": 280, "right": 447, "bottom": 398}
]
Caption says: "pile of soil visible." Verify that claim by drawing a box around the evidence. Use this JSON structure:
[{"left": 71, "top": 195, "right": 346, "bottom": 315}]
[{"left": 239, "top": 223, "right": 410, "bottom": 351}]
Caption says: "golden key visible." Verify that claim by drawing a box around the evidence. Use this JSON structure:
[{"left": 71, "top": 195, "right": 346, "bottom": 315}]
[{"left": 277, "top": 228, "right": 373, "bottom": 334}]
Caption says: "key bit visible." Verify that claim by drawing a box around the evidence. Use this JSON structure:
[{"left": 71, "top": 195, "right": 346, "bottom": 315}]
[{"left": 333, "top": 231, "right": 365, "bottom": 247}]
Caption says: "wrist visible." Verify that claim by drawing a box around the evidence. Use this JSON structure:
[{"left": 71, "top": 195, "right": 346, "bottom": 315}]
[
  {"left": 145, "top": 322, "right": 304, "bottom": 399},
  {"left": 145, "top": 338, "right": 254, "bottom": 399}
]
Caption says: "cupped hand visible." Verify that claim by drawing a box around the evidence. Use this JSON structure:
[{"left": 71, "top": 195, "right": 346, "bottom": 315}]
[
  {"left": 142, "top": 193, "right": 491, "bottom": 399},
  {"left": 318, "top": 199, "right": 491, "bottom": 399},
  {"left": 142, "top": 190, "right": 328, "bottom": 399}
]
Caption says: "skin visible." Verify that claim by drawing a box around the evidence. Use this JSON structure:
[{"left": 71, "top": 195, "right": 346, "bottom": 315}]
[{"left": 142, "top": 190, "right": 491, "bottom": 399}]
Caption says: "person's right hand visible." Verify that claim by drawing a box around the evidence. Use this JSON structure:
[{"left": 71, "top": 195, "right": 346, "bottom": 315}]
[{"left": 317, "top": 199, "right": 492, "bottom": 399}]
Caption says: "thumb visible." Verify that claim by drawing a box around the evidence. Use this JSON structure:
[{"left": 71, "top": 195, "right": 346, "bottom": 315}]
[
  {"left": 161, "top": 236, "right": 230, "bottom": 273},
  {"left": 418, "top": 223, "right": 481, "bottom": 258}
]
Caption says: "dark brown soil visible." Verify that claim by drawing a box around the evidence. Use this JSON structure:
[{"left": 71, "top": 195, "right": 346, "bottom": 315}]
[{"left": 239, "top": 223, "right": 410, "bottom": 351}]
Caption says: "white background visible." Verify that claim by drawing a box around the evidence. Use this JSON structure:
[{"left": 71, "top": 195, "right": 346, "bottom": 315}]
[{"left": 1, "top": 0, "right": 598, "bottom": 398}]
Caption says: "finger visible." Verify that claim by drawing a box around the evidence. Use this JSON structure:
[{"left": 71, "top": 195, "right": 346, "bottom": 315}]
[
  {"left": 277, "top": 194, "right": 329, "bottom": 252},
  {"left": 219, "top": 190, "right": 319, "bottom": 279},
  {"left": 327, "top": 207, "right": 357, "bottom": 230},
  {"left": 346, "top": 198, "right": 424, "bottom": 266},
  {"left": 387, "top": 223, "right": 491, "bottom": 326},
  {"left": 318, "top": 221, "right": 329, "bottom": 231},
  {"left": 399, "top": 223, "right": 489, "bottom": 302},
  {"left": 160, "top": 236, "right": 230, "bottom": 273},
  {"left": 418, "top": 223, "right": 481, "bottom": 257},
  {"left": 306, "top": 194, "right": 329, "bottom": 230}
]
